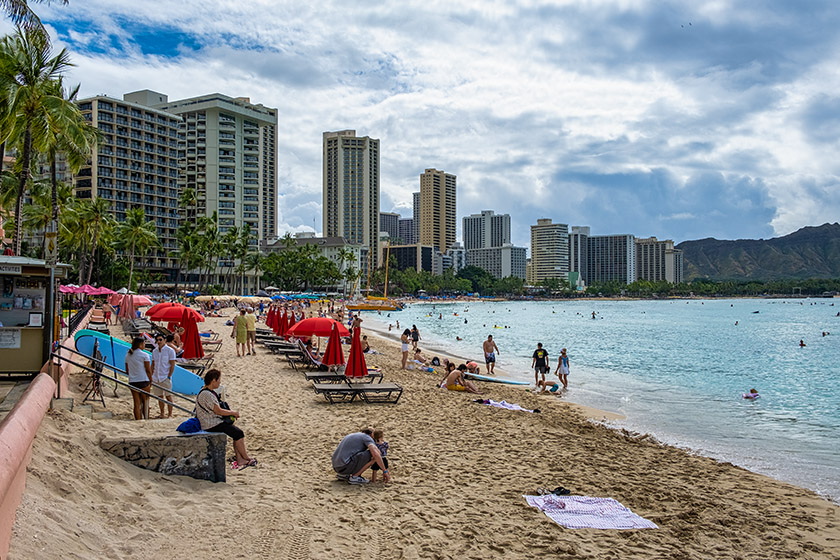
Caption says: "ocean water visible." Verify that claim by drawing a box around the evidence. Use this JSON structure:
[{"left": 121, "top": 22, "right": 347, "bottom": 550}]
[{"left": 361, "top": 298, "right": 840, "bottom": 502}]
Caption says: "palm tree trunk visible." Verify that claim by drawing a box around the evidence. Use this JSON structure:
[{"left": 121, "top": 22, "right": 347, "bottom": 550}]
[
  {"left": 0, "top": 142, "right": 5, "bottom": 176},
  {"left": 50, "top": 153, "right": 58, "bottom": 224},
  {"left": 128, "top": 241, "right": 136, "bottom": 289},
  {"left": 86, "top": 227, "right": 100, "bottom": 285},
  {"left": 13, "top": 126, "right": 32, "bottom": 255}
]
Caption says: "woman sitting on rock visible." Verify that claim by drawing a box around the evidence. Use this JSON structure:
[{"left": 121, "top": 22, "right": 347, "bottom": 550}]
[{"left": 195, "top": 368, "right": 257, "bottom": 469}]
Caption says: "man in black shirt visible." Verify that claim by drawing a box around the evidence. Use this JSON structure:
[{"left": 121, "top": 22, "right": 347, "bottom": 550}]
[{"left": 532, "top": 342, "right": 549, "bottom": 387}]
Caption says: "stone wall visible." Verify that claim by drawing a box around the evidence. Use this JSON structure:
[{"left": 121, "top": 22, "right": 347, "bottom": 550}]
[{"left": 100, "top": 432, "right": 227, "bottom": 483}]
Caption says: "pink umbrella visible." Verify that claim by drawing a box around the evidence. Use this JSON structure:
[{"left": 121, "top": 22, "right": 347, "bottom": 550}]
[
  {"left": 132, "top": 295, "right": 154, "bottom": 306},
  {"left": 78, "top": 284, "right": 98, "bottom": 295},
  {"left": 93, "top": 286, "right": 116, "bottom": 295},
  {"left": 59, "top": 285, "right": 77, "bottom": 294}
]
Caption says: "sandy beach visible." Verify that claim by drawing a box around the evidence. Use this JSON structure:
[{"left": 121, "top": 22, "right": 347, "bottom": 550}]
[{"left": 10, "top": 311, "right": 840, "bottom": 559}]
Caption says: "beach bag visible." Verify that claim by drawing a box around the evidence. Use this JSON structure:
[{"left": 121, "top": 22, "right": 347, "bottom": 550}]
[
  {"left": 218, "top": 399, "right": 235, "bottom": 425},
  {"left": 431, "top": 357, "right": 441, "bottom": 366},
  {"left": 177, "top": 417, "right": 202, "bottom": 433}
]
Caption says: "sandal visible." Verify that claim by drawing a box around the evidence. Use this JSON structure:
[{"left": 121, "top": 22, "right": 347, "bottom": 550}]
[
  {"left": 230, "top": 460, "right": 240, "bottom": 470},
  {"left": 551, "top": 487, "right": 571, "bottom": 495}
]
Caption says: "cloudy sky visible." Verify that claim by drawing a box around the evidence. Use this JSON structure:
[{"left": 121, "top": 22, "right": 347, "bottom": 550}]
[{"left": 14, "top": 0, "right": 840, "bottom": 247}]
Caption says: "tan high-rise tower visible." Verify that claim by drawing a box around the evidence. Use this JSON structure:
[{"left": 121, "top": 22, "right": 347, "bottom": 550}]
[
  {"left": 419, "top": 168, "right": 456, "bottom": 254},
  {"left": 322, "top": 130, "right": 380, "bottom": 268}
]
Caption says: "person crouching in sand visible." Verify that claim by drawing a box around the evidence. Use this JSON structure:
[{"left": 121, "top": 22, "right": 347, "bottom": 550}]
[{"left": 332, "top": 429, "right": 390, "bottom": 485}]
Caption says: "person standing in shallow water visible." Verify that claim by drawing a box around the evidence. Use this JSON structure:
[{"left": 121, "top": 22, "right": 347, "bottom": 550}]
[
  {"left": 411, "top": 325, "right": 421, "bottom": 350},
  {"left": 483, "top": 334, "right": 499, "bottom": 374},
  {"left": 556, "top": 348, "right": 570, "bottom": 389},
  {"left": 532, "top": 342, "right": 549, "bottom": 387}
]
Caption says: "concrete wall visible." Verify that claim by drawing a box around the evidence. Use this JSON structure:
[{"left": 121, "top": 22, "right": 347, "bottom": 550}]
[
  {"left": 100, "top": 433, "right": 228, "bottom": 482},
  {"left": 0, "top": 373, "right": 55, "bottom": 559}
]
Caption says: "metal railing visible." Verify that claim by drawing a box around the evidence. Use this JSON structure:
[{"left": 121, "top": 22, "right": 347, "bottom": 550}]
[
  {"left": 53, "top": 345, "right": 196, "bottom": 414},
  {"left": 67, "top": 302, "right": 93, "bottom": 334}
]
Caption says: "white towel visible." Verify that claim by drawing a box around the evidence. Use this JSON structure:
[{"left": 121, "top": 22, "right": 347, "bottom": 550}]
[{"left": 524, "top": 495, "right": 658, "bottom": 530}]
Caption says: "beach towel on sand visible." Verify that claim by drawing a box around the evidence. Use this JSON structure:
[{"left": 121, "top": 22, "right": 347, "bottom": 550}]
[
  {"left": 524, "top": 495, "right": 658, "bottom": 530},
  {"left": 477, "top": 399, "right": 537, "bottom": 413}
]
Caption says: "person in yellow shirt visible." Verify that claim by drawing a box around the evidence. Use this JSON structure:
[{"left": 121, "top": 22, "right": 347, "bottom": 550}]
[{"left": 245, "top": 307, "right": 257, "bottom": 356}]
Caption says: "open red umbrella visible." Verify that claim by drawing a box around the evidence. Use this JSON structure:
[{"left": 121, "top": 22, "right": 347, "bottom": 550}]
[
  {"left": 148, "top": 305, "right": 204, "bottom": 323},
  {"left": 321, "top": 321, "right": 345, "bottom": 368},
  {"left": 287, "top": 317, "right": 350, "bottom": 338},
  {"left": 344, "top": 322, "right": 368, "bottom": 378},
  {"left": 181, "top": 309, "right": 204, "bottom": 360},
  {"left": 146, "top": 302, "right": 184, "bottom": 316}
]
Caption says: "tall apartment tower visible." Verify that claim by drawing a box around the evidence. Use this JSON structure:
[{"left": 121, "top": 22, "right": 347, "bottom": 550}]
[
  {"left": 636, "top": 237, "right": 683, "bottom": 284},
  {"left": 412, "top": 192, "right": 420, "bottom": 245},
  {"left": 587, "top": 234, "right": 636, "bottom": 285},
  {"left": 530, "top": 218, "right": 570, "bottom": 284},
  {"left": 322, "top": 130, "right": 380, "bottom": 268},
  {"left": 569, "top": 226, "right": 590, "bottom": 284},
  {"left": 399, "top": 218, "right": 415, "bottom": 244},
  {"left": 151, "top": 92, "right": 278, "bottom": 248},
  {"left": 419, "top": 169, "right": 456, "bottom": 254},
  {"left": 379, "top": 211, "right": 400, "bottom": 240},
  {"left": 76, "top": 93, "right": 182, "bottom": 275},
  {"left": 463, "top": 210, "right": 511, "bottom": 250}
]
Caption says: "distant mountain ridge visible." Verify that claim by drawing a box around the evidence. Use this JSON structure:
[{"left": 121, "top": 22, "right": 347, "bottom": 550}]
[{"left": 676, "top": 223, "right": 840, "bottom": 280}]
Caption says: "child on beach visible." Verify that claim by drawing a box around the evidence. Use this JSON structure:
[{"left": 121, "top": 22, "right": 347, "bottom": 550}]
[{"left": 370, "top": 429, "right": 389, "bottom": 482}]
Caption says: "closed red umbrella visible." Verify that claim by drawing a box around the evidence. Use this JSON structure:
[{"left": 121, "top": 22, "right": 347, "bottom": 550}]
[
  {"left": 287, "top": 317, "right": 349, "bottom": 339},
  {"left": 265, "top": 307, "right": 275, "bottom": 329},
  {"left": 148, "top": 305, "right": 204, "bottom": 323},
  {"left": 277, "top": 310, "right": 288, "bottom": 336},
  {"left": 285, "top": 311, "right": 297, "bottom": 340},
  {"left": 321, "top": 321, "right": 344, "bottom": 368},
  {"left": 344, "top": 322, "right": 368, "bottom": 378},
  {"left": 181, "top": 309, "right": 204, "bottom": 360}
]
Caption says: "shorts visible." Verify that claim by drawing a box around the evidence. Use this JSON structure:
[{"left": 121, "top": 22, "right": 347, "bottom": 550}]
[
  {"left": 446, "top": 384, "right": 466, "bottom": 392},
  {"left": 207, "top": 422, "right": 245, "bottom": 441},
  {"left": 485, "top": 353, "right": 495, "bottom": 364},
  {"left": 535, "top": 366, "right": 547, "bottom": 374},
  {"left": 248, "top": 331, "right": 256, "bottom": 341},
  {"left": 151, "top": 378, "right": 172, "bottom": 397},
  {"left": 401, "top": 343, "right": 409, "bottom": 352},
  {"left": 370, "top": 457, "right": 389, "bottom": 471},
  {"left": 334, "top": 449, "right": 372, "bottom": 476},
  {"left": 129, "top": 381, "right": 150, "bottom": 391}
]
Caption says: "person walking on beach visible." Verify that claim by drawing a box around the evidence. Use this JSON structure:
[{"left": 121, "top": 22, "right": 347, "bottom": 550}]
[
  {"left": 555, "top": 348, "right": 570, "bottom": 389},
  {"left": 400, "top": 329, "right": 411, "bottom": 369},
  {"left": 483, "top": 335, "right": 499, "bottom": 374},
  {"left": 332, "top": 429, "right": 390, "bottom": 485},
  {"left": 411, "top": 325, "right": 421, "bottom": 350},
  {"left": 125, "top": 337, "right": 152, "bottom": 420},
  {"left": 532, "top": 342, "right": 549, "bottom": 387},
  {"left": 245, "top": 307, "right": 257, "bottom": 355},
  {"left": 231, "top": 308, "right": 248, "bottom": 357}
]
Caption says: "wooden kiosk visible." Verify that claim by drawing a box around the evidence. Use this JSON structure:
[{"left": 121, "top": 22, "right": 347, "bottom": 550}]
[{"left": 0, "top": 256, "right": 69, "bottom": 375}]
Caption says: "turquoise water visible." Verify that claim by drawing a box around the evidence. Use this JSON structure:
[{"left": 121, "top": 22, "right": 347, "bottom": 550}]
[{"left": 362, "top": 298, "right": 840, "bottom": 502}]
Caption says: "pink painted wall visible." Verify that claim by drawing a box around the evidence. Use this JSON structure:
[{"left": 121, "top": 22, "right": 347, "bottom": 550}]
[{"left": 0, "top": 373, "right": 55, "bottom": 559}]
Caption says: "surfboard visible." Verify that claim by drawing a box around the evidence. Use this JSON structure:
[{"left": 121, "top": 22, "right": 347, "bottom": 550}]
[
  {"left": 74, "top": 329, "right": 204, "bottom": 395},
  {"left": 465, "top": 372, "right": 530, "bottom": 385}
]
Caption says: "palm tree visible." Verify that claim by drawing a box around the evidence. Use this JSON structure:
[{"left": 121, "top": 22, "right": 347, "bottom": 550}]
[
  {"left": 77, "top": 197, "right": 115, "bottom": 284},
  {"left": 237, "top": 223, "right": 253, "bottom": 293},
  {"left": 246, "top": 251, "right": 264, "bottom": 292},
  {"left": 115, "top": 207, "right": 159, "bottom": 290},
  {"left": 0, "top": 27, "right": 75, "bottom": 254},
  {"left": 1, "top": 1, "right": 68, "bottom": 38}
]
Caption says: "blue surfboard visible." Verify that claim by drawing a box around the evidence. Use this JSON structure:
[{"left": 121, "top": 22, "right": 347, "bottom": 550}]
[{"left": 74, "top": 329, "right": 204, "bottom": 395}]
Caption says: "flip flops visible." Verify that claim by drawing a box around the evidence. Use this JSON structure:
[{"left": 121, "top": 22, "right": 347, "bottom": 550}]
[{"left": 536, "top": 486, "right": 571, "bottom": 496}]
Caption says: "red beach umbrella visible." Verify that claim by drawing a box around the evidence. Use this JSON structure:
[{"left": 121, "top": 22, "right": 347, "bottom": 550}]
[
  {"left": 266, "top": 307, "right": 275, "bottom": 329},
  {"left": 287, "top": 317, "right": 350, "bottom": 339},
  {"left": 148, "top": 305, "right": 204, "bottom": 323},
  {"left": 146, "top": 302, "right": 184, "bottom": 315},
  {"left": 181, "top": 310, "right": 204, "bottom": 360},
  {"left": 285, "top": 311, "right": 297, "bottom": 340},
  {"left": 321, "top": 321, "right": 345, "bottom": 368},
  {"left": 277, "top": 311, "right": 288, "bottom": 336},
  {"left": 344, "top": 322, "right": 368, "bottom": 378}
]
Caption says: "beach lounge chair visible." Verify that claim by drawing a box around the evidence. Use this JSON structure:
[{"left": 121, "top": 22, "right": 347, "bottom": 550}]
[
  {"left": 311, "top": 381, "right": 403, "bottom": 404},
  {"left": 304, "top": 367, "right": 383, "bottom": 384}
]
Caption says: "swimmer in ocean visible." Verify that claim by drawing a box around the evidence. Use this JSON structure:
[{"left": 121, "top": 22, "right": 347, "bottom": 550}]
[
  {"left": 800, "top": 339, "right": 806, "bottom": 347},
  {"left": 743, "top": 388, "right": 760, "bottom": 400}
]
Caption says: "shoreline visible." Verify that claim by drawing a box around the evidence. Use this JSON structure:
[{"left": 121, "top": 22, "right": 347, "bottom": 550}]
[
  {"left": 362, "top": 318, "right": 626, "bottom": 423},
  {"left": 10, "top": 311, "right": 840, "bottom": 559}
]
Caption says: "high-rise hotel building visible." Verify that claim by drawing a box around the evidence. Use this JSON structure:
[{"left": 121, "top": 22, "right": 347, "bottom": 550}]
[
  {"left": 529, "top": 218, "right": 569, "bottom": 284},
  {"left": 463, "top": 210, "right": 511, "bottom": 250},
  {"left": 76, "top": 93, "right": 182, "bottom": 274},
  {"left": 587, "top": 234, "right": 636, "bottom": 284},
  {"left": 635, "top": 237, "right": 683, "bottom": 284},
  {"left": 419, "top": 168, "right": 457, "bottom": 254},
  {"left": 322, "top": 130, "right": 380, "bottom": 268},
  {"left": 155, "top": 92, "right": 278, "bottom": 248}
]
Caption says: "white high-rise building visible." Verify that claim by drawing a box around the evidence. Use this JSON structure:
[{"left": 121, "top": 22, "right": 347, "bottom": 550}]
[
  {"left": 463, "top": 210, "right": 511, "bottom": 250},
  {"left": 322, "top": 130, "right": 380, "bottom": 268},
  {"left": 636, "top": 237, "right": 684, "bottom": 284}
]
